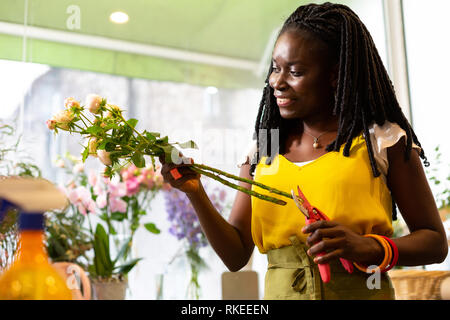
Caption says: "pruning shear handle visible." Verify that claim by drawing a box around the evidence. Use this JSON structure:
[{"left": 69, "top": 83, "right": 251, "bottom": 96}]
[{"left": 291, "top": 186, "right": 353, "bottom": 283}]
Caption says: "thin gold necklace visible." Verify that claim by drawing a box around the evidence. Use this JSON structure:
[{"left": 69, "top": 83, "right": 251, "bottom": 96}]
[{"left": 303, "top": 129, "right": 337, "bottom": 149}]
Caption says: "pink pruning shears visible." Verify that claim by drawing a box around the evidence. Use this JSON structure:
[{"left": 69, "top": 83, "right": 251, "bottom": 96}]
[{"left": 291, "top": 185, "right": 353, "bottom": 283}]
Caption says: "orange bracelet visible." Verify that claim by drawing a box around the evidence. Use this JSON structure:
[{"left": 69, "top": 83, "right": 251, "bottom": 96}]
[{"left": 354, "top": 234, "right": 392, "bottom": 273}]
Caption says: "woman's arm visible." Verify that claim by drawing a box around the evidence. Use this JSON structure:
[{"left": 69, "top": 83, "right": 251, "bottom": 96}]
[
  {"left": 303, "top": 137, "right": 448, "bottom": 267},
  {"left": 160, "top": 157, "right": 254, "bottom": 272},
  {"left": 385, "top": 137, "right": 448, "bottom": 265}
]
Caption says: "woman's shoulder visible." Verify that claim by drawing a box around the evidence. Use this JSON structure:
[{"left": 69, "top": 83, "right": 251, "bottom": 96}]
[
  {"left": 237, "top": 140, "right": 257, "bottom": 168},
  {"left": 367, "top": 120, "right": 422, "bottom": 177}
]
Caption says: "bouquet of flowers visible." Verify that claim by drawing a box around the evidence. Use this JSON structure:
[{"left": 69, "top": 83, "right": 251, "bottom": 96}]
[
  {"left": 46, "top": 95, "right": 292, "bottom": 206},
  {"left": 54, "top": 153, "right": 168, "bottom": 281},
  {"left": 164, "top": 184, "right": 229, "bottom": 299}
]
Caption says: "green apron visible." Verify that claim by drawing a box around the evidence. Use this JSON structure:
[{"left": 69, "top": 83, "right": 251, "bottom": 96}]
[{"left": 264, "top": 236, "right": 396, "bottom": 300}]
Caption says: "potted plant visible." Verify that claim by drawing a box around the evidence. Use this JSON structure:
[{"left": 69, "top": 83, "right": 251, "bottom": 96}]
[{"left": 55, "top": 153, "right": 169, "bottom": 299}]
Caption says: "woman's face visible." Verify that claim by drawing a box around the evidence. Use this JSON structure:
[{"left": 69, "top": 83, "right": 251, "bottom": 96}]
[{"left": 269, "top": 29, "right": 337, "bottom": 121}]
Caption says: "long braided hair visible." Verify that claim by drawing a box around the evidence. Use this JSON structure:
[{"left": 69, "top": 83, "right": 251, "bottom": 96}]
[{"left": 250, "top": 2, "right": 429, "bottom": 220}]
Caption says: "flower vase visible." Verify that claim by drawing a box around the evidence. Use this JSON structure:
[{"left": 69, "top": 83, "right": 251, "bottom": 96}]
[
  {"left": 52, "top": 262, "right": 91, "bottom": 300},
  {"left": 92, "top": 276, "right": 128, "bottom": 300}
]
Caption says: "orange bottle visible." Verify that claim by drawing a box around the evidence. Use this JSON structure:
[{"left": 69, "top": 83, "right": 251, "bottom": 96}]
[{"left": 0, "top": 211, "right": 72, "bottom": 300}]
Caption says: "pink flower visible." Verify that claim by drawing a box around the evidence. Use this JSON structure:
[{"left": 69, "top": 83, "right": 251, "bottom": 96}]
[
  {"left": 46, "top": 119, "right": 57, "bottom": 130},
  {"left": 154, "top": 174, "right": 165, "bottom": 189},
  {"left": 107, "top": 180, "right": 127, "bottom": 198},
  {"left": 72, "top": 162, "right": 85, "bottom": 173},
  {"left": 109, "top": 197, "right": 127, "bottom": 213},
  {"left": 96, "top": 193, "right": 107, "bottom": 209},
  {"left": 55, "top": 159, "right": 65, "bottom": 168},
  {"left": 88, "top": 170, "right": 98, "bottom": 187},
  {"left": 93, "top": 183, "right": 104, "bottom": 196},
  {"left": 121, "top": 164, "right": 139, "bottom": 181},
  {"left": 125, "top": 177, "right": 140, "bottom": 196},
  {"left": 97, "top": 149, "right": 112, "bottom": 166},
  {"left": 66, "top": 186, "right": 97, "bottom": 215},
  {"left": 136, "top": 167, "right": 154, "bottom": 189},
  {"left": 85, "top": 94, "right": 103, "bottom": 114}
]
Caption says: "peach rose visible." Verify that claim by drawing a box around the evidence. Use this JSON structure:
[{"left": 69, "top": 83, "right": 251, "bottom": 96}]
[
  {"left": 88, "top": 137, "right": 98, "bottom": 156},
  {"left": 85, "top": 94, "right": 103, "bottom": 114},
  {"left": 97, "top": 149, "right": 112, "bottom": 166},
  {"left": 46, "top": 119, "right": 57, "bottom": 130},
  {"left": 52, "top": 110, "right": 75, "bottom": 130},
  {"left": 64, "top": 97, "right": 81, "bottom": 110}
]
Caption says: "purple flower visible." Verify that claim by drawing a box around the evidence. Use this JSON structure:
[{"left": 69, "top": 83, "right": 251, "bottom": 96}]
[{"left": 163, "top": 185, "right": 228, "bottom": 249}]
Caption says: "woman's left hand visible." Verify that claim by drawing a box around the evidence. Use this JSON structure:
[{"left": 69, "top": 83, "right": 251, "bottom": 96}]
[{"left": 302, "top": 220, "right": 384, "bottom": 266}]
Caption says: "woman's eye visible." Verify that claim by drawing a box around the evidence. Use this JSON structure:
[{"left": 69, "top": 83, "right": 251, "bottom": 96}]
[
  {"left": 290, "top": 71, "right": 303, "bottom": 77},
  {"left": 272, "top": 66, "right": 280, "bottom": 72}
]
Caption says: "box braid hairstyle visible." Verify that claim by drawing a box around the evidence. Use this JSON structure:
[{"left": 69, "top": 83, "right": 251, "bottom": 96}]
[{"left": 249, "top": 2, "right": 429, "bottom": 220}]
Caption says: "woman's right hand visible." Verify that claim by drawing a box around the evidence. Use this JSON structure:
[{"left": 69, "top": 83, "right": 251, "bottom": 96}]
[{"left": 159, "top": 153, "right": 201, "bottom": 194}]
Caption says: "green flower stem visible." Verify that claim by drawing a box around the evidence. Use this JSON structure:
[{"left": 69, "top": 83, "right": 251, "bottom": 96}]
[
  {"left": 190, "top": 167, "right": 286, "bottom": 206},
  {"left": 80, "top": 112, "right": 94, "bottom": 126},
  {"left": 72, "top": 122, "right": 84, "bottom": 130},
  {"left": 191, "top": 163, "right": 293, "bottom": 201},
  {"left": 78, "top": 115, "right": 89, "bottom": 128}
]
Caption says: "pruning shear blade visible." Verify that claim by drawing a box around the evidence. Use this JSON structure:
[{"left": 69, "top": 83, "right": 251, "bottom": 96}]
[{"left": 291, "top": 189, "right": 310, "bottom": 218}]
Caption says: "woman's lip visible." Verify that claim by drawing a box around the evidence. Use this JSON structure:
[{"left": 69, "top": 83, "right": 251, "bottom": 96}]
[{"left": 276, "top": 98, "right": 295, "bottom": 107}]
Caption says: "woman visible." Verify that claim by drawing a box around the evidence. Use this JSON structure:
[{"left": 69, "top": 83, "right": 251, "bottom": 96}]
[{"left": 160, "top": 2, "right": 447, "bottom": 299}]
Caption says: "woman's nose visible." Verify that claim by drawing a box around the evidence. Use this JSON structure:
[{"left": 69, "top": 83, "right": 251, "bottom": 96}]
[{"left": 269, "top": 71, "right": 288, "bottom": 91}]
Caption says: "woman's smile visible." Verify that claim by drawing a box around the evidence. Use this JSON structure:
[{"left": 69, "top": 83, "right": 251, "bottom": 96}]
[{"left": 276, "top": 97, "right": 296, "bottom": 107}]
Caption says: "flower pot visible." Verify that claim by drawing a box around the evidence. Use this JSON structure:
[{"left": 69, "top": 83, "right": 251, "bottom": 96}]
[
  {"left": 52, "top": 262, "right": 91, "bottom": 300},
  {"left": 388, "top": 269, "right": 450, "bottom": 300},
  {"left": 92, "top": 277, "right": 128, "bottom": 300}
]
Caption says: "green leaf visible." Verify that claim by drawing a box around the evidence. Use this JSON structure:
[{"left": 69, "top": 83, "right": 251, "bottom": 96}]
[
  {"left": 110, "top": 212, "right": 127, "bottom": 221},
  {"left": 104, "top": 123, "right": 120, "bottom": 131},
  {"left": 85, "top": 126, "right": 103, "bottom": 134},
  {"left": 132, "top": 151, "right": 145, "bottom": 168},
  {"left": 113, "top": 237, "right": 132, "bottom": 265},
  {"left": 93, "top": 224, "right": 113, "bottom": 277},
  {"left": 127, "top": 118, "right": 138, "bottom": 128},
  {"left": 176, "top": 140, "right": 198, "bottom": 149},
  {"left": 156, "top": 136, "right": 169, "bottom": 144},
  {"left": 115, "top": 258, "right": 143, "bottom": 275},
  {"left": 144, "top": 131, "right": 157, "bottom": 141},
  {"left": 82, "top": 146, "right": 89, "bottom": 162},
  {"left": 144, "top": 223, "right": 161, "bottom": 234}
]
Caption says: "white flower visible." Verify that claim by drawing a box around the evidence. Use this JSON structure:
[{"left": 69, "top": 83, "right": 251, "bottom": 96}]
[
  {"left": 97, "top": 149, "right": 112, "bottom": 166},
  {"left": 85, "top": 94, "right": 103, "bottom": 114}
]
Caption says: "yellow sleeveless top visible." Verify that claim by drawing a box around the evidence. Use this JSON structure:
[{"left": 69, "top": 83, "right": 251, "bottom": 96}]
[{"left": 251, "top": 134, "right": 393, "bottom": 254}]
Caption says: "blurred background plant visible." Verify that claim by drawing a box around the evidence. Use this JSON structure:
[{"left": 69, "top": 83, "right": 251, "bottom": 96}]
[
  {"left": 53, "top": 153, "right": 170, "bottom": 281},
  {"left": 425, "top": 145, "right": 450, "bottom": 217},
  {"left": 0, "top": 121, "right": 41, "bottom": 271},
  {"left": 163, "top": 182, "right": 230, "bottom": 299}
]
